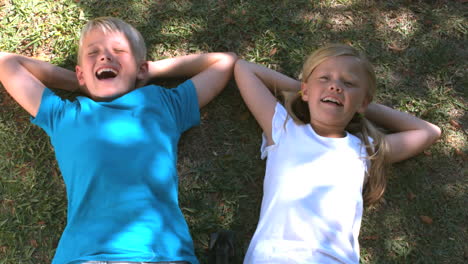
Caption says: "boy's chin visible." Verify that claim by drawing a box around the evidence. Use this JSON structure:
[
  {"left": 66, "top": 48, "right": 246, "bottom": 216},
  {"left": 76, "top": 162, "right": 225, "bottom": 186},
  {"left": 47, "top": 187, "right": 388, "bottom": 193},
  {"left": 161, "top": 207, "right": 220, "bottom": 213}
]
[{"left": 88, "top": 88, "right": 129, "bottom": 102}]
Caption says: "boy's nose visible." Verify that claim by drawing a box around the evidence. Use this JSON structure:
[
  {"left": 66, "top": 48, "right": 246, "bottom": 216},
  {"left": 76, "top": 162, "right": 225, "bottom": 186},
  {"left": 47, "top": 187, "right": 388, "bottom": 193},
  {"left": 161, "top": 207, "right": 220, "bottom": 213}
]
[
  {"left": 99, "top": 51, "right": 113, "bottom": 62},
  {"left": 100, "top": 55, "right": 112, "bottom": 61}
]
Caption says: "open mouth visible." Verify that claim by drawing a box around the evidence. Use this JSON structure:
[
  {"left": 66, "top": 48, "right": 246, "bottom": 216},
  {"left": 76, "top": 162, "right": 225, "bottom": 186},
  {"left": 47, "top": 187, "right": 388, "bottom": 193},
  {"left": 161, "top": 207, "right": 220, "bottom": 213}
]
[
  {"left": 321, "top": 97, "right": 343, "bottom": 106},
  {"left": 95, "top": 68, "right": 118, "bottom": 80}
]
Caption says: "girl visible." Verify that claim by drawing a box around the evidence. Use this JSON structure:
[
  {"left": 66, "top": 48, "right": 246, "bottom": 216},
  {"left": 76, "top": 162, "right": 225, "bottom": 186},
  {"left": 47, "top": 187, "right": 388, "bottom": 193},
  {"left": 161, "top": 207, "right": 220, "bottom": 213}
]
[{"left": 234, "top": 44, "right": 441, "bottom": 264}]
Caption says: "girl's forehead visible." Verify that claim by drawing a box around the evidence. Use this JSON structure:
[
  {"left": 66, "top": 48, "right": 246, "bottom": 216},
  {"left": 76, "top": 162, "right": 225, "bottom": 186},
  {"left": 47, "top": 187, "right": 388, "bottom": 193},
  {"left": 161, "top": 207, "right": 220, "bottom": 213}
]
[{"left": 317, "top": 56, "right": 362, "bottom": 70}]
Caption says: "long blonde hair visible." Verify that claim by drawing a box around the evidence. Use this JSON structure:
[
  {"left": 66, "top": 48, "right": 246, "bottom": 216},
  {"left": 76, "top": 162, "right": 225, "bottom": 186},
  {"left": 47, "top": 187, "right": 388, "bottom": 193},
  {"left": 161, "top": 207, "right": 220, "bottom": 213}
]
[{"left": 284, "top": 44, "right": 388, "bottom": 205}]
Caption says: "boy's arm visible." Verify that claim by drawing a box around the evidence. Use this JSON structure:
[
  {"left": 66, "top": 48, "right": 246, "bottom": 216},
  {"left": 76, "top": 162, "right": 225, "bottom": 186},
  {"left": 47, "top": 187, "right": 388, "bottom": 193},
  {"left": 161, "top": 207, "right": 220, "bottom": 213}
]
[
  {"left": 146, "top": 52, "right": 237, "bottom": 108},
  {"left": 365, "top": 103, "right": 441, "bottom": 164},
  {"left": 234, "top": 59, "right": 301, "bottom": 145},
  {"left": 0, "top": 52, "right": 79, "bottom": 117}
]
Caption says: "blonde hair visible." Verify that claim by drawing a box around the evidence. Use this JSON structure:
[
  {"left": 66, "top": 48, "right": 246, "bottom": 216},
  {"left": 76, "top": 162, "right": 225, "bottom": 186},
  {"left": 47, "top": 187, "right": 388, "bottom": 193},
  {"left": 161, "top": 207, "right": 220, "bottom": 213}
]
[
  {"left": 77, "top": 17, "right": 147, "bottom": 65},
  {"left": 285, "top": 44, "right": 389, "bottom": 205}
]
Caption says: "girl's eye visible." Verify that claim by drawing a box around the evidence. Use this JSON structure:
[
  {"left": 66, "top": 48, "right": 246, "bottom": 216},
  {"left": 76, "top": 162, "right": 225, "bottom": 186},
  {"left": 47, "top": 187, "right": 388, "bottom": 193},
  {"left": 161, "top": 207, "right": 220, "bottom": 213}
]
[
  {"left": 319, "top": 76, "right": 329, "bottom": 81},
  {"left": 88, "top": 51, "right": 98, "bottom": 56},
  {"left": 114, "top": 49, "right": 126, "bottom": 53},
  {"left": 344, "top": 81, "right": 354, "bottom": 86}
]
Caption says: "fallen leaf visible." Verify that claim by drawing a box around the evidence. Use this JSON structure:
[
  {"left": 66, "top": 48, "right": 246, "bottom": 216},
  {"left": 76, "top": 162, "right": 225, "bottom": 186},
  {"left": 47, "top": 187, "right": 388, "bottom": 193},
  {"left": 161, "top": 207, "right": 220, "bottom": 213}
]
[
  {"left": 388, "top": 43, "right": 405, "bottom": 52},
  {"left": 30, "top": 239, "right": 38, "bottom": 248},
  {"left": 239, "top": 111, "right": 250, "bottom": 121},
  {"left": 420, "top": 215, "right": 433, "bottom": 225},
  {"left": 423, "top": 19, "right": 433, "bottom": 25},
  {"left": 450, "top": 120, "right": 461, "bottom": 129},
  {"left": 224, "top": 17, "right": 235, "bottom": 24},
  {"left": 269, "top": 47, "right": 278, "bottom": 56},
  {"left": 455, "top": 149, "right": 467, "bottom": 161},
  {"left": 407, "top": 192, "right": 416, "bottom": 201},
  {"left": 423, "top": 150, "right": 432, "bottom": 156}
]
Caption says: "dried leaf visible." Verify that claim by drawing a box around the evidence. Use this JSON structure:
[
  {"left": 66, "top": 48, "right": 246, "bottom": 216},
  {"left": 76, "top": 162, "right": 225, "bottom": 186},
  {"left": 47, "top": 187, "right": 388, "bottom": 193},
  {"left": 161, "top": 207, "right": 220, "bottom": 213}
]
[
  {"left": 450, "top": 120, "right": 461, "bottom": 129},
  {"left": 423, "top": 19, "right": 433, "bottom": 25},
  {"left": 269, "top": 48, "right": 278, "bottom": 56},
  {"left": 407, "top": 192, "right": 416, "bottom": 201},
  {"left": 362, "top": 235, "right": 379, "bottom": 240},
  {"left": 388, "top": 43, "right": 405, "bottom": 52},
  {"left": 423, "top": 150, "right": 432, "bottom": 156},
  {"left": 420, "top": 215, "right": 433, "bottom": 225},
  {"left": 239, "top": 111, "right": 250, "bottom": 121},
  {"left": 30, "top": 239, "right": 38, "bottom": 248},
  {"left": 224, "top": 17, "right": 235, "bottom": 24},
  {"left": 455, "top": 149, "right": 467, "bottom": 161}
]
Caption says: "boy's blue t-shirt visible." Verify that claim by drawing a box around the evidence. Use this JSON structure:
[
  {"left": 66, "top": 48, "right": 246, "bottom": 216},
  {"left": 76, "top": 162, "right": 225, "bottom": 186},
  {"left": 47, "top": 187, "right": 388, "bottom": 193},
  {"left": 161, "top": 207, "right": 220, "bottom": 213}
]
[{"left": 31, "top": 80, "right": 200, "bottom": 264}]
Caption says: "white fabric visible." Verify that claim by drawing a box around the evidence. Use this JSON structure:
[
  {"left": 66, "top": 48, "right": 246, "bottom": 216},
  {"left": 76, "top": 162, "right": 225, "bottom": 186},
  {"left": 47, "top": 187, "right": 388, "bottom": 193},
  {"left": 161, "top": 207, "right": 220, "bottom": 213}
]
[{"left": 244, "top": 103, "right": 368, "bottom": 264}]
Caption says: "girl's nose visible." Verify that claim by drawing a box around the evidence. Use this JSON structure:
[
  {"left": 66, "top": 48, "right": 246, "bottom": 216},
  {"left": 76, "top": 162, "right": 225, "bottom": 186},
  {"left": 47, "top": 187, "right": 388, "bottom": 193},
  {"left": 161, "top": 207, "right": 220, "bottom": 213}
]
[{"left": 329, "top": 81, "right": 343, "bottom": 93}]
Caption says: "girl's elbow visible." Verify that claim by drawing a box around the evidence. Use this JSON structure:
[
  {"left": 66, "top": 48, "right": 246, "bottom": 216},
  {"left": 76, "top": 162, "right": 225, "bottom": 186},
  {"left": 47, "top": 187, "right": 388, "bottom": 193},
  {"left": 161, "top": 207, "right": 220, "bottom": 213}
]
[{"left": 428, "top": 123, "right": 442, "bottom": 144}]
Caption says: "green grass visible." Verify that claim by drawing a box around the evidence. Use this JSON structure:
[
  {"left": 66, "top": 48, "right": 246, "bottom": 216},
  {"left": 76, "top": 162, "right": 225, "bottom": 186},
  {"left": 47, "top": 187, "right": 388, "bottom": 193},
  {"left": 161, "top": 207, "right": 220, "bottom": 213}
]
[{"left": 0, "top": 0, "right": 467, "bottom": 263}]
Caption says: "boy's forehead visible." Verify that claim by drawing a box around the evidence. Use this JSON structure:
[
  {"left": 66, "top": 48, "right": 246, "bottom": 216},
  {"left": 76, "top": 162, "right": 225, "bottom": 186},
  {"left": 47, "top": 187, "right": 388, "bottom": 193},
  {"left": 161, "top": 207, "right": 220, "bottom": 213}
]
[{"left": 82, "top": 28, "right": 129, "bottom": 46}]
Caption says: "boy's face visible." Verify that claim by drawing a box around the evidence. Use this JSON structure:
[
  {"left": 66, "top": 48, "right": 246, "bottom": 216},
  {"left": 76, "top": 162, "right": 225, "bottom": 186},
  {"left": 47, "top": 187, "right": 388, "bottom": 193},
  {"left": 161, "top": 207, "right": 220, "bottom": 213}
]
[{"left": 76, "top": 29, "right": 147, "bottom": 101}]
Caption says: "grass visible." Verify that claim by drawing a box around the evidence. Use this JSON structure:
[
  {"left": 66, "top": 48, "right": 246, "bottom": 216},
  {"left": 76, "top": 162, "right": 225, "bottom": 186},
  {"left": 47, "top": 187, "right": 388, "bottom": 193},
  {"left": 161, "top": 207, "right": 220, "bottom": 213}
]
[{"left": 0, "top": 0, "right": 467, "bottom": 263}]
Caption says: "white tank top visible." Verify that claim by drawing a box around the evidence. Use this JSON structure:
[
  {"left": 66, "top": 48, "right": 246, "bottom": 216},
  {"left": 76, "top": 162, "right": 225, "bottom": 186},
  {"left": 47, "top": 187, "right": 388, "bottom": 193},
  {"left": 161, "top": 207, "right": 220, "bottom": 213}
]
[{"left": 244, "top": 103, "right": 368, "bottom": 264}]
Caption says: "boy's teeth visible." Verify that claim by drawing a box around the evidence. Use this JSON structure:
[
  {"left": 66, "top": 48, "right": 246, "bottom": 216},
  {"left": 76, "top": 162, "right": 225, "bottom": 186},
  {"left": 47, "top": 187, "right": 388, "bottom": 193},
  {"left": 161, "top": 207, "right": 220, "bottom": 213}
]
[
  {"left": 96, "top": 68, "right": 118, "bottom": 79},
  {"left": 97, "top": 68, "right": 117, "bottom": 75}
]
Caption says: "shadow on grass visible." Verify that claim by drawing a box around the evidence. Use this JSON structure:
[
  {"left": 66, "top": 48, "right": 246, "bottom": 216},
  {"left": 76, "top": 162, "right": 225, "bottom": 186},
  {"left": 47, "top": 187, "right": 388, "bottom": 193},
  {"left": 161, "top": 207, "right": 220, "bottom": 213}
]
[{"left": 1, "top": 0, "right": 466, "bottom": 263}]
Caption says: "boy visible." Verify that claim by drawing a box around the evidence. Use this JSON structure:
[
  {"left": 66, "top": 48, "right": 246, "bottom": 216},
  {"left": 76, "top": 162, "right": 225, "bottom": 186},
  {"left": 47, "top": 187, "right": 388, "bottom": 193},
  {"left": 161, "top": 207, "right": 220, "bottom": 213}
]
[{"left": 0, "top": 17, "right": 237, "bottom": 264}]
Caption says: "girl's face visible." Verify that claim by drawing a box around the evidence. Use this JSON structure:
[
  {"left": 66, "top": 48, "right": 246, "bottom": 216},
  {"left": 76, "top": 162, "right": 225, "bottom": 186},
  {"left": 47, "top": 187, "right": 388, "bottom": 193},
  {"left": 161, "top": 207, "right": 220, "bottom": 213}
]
[
  {"left": 300, "top": 55, "right": 370, "bottom": 136},
  {"left": 76, "top": 29, "right": 147, "bottom": 101}
]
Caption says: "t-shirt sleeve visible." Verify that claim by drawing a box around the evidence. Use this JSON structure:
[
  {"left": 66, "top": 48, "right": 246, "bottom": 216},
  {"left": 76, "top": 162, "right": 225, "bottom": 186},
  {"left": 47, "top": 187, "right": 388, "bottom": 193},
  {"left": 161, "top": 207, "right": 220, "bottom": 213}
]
[
  {"left": 260, "top": 102, "right": 288, "bottom": 159},
  {"left": 30, "top": 88, "right": 66, "bottom": 136},
  {"left": 162, "top": 79, "right": 200, "bottom": 133}
]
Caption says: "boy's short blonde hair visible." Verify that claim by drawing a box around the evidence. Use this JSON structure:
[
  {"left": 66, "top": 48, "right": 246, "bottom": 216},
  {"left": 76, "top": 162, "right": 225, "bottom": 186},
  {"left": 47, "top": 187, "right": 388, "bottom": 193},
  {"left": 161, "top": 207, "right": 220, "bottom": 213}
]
[{"left": 77, "top": 17, "right": 147, "bottom": 65}]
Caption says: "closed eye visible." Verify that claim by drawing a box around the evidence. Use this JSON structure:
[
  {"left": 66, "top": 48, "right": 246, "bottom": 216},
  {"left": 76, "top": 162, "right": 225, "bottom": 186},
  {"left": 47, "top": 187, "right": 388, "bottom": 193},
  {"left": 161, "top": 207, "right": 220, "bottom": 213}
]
[{"left": 319, "top": 76, "right": 329, "bottom": 81}]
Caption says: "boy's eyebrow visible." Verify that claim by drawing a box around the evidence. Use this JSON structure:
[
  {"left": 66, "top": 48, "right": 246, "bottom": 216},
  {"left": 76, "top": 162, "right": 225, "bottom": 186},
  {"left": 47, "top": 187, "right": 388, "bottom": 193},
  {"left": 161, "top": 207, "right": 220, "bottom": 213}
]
[{"left": 85, "top": 41, "right": 127, "bottom": 48}]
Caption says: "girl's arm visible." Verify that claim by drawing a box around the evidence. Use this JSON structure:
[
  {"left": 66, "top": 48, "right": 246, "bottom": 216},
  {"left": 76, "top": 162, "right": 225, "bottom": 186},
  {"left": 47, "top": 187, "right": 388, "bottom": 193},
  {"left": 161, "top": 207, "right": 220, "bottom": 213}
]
[
  {"left": 0, "top": 52, "right": 79, "bottom": 117},
  {"left": 234, "top": 59, "right": 301, "bottom": 145},
  {"left": 146, "top": 52, "right": 237, "bottom": 108},
  {"left": 365, "top": 103, "right": 441, "bottom": 164}
]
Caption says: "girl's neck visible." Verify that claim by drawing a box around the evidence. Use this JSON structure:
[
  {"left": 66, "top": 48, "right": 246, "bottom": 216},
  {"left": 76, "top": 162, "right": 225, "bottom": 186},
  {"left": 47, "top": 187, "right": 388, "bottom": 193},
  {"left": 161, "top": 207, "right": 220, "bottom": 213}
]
[{"left": 309, "top": 122, "right": 346, "bottom": 138}]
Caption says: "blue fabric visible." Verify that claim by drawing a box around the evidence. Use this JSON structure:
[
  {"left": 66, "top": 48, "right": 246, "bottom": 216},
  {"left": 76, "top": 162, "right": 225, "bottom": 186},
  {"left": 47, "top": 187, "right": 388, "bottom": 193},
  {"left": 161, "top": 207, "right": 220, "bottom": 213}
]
[{"left": 31, "top": 80, "right": 200, "bottom": 264}]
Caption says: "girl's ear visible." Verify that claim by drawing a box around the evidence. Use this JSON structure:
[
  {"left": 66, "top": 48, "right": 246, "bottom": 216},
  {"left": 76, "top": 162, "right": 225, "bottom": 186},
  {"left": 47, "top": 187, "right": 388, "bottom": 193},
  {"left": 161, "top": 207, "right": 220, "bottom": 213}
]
[
  {"left": 75, "top": 65, "right": 86, "bottom": 86},
  {"left": 300, "top": 82, "right": 309, "bottom": 101},
  {"left": 357, "top": 96, "right": 371, "bottom": 114}
]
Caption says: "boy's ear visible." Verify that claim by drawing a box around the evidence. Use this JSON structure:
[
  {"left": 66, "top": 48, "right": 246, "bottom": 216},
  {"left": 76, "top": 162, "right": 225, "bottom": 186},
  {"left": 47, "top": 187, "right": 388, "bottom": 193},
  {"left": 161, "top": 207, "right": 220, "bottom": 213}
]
[
  {"left": 300, "top": 82, "right": 309, "bottom": 101},
  {"left": 137, "top": 61, "right": 149, "bottom": 81},
  {"left": 75, "top": 65, "right": 86, "bottom": 86}
]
